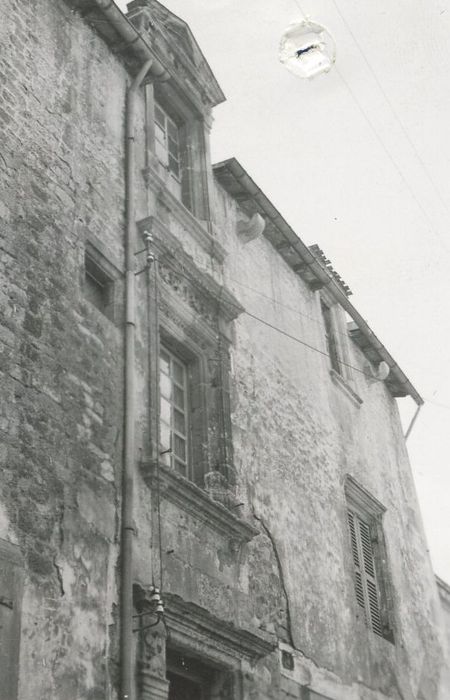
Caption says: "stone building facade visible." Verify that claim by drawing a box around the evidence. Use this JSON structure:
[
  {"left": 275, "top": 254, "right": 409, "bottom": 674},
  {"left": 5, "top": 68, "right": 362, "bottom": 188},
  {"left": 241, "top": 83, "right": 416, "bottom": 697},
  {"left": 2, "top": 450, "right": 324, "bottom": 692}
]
[{"left": 0, "top": 0, "right": 448, "bottom": 699}]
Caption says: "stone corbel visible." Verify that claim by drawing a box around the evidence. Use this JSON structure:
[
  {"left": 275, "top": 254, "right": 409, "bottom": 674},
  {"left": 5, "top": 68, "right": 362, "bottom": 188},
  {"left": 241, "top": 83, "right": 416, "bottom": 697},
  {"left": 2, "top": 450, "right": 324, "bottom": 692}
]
[{"left": 237, "top": 212, "right": 265, "bottom": 244}]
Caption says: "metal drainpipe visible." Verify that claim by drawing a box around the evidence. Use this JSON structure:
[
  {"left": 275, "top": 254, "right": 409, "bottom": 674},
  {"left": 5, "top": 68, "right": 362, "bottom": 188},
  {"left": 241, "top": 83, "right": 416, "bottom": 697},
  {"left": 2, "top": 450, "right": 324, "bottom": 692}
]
[
  {"left": 121, "top": 58, "right": 153, "bottom": 700},
  {"left": 404, "top": 403, "right": 423, "bottom": 441}
]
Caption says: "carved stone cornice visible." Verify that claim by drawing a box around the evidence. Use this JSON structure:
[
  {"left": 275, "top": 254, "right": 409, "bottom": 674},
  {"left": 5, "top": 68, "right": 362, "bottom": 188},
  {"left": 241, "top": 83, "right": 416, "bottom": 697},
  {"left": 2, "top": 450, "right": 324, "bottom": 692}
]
[
  {"left": 163, "top": 593, "right": 277, "bottom": 664},
  {"left": 141, "top": 166, "right": 227, "bottom": 264},
  {"left": 345, "top": 475, "right": 386, "bottom": 517},
  {"left": 136, "top": 214, "right": 243, "bottom": 324},
  {"left": 140, "top": 461, "right": 258, "bottom": 546}
]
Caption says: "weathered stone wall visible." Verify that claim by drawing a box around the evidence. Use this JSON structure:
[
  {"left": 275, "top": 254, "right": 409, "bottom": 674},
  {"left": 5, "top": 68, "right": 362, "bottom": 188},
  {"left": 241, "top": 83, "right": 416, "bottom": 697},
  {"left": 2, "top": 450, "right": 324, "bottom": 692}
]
[
  {"left": 1, "top": 0, "right": 447, "bottom": 698},
  {"left": 0, "top": 0, "right": 128, "bottom": 697},
  {"left": 212, "top": 179, "right": 446, "bottom": 698}
]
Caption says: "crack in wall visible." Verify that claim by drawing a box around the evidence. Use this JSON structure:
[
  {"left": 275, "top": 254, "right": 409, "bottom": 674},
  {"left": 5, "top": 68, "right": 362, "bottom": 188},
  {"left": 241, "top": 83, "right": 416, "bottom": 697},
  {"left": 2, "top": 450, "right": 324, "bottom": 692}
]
[
  {"left": 53, "top": 555, "right": 65, "bottom": 597},
  {"left": 252, "top": 509, "right": 339, "bottom": 678},
  {"left": 252, "top": 509, "right": 295, "bottom": 648}
]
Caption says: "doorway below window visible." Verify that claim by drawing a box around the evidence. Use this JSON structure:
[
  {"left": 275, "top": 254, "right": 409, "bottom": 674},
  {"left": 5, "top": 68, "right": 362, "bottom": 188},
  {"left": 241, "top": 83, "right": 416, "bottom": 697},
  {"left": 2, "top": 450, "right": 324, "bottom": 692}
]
[
  {"left": 167, "top": 650, "right": 214, "bottom": 700},
  {"left": 167, "top": 671, "right": 205, "bottom": 700}
]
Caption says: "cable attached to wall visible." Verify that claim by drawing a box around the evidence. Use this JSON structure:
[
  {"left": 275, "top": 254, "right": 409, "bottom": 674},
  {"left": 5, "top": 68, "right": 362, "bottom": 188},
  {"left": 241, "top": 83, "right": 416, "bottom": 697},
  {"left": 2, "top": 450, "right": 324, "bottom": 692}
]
[{"left": 144, "top": 230, "right": 165, "bottom": 594}]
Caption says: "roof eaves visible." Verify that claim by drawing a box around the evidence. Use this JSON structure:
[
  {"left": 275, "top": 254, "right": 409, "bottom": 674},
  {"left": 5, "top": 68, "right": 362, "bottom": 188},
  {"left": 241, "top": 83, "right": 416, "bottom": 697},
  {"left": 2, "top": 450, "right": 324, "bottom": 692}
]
[{"left": 213, "top": 158, "right": 423, "bottom": 406}]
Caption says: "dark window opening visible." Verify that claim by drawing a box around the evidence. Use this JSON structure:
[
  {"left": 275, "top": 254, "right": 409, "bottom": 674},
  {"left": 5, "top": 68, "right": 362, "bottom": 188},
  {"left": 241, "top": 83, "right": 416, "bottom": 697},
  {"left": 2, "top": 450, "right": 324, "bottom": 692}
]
[
  {"left": 167, "top": 672, "right": 205, "bottom": 700},
  {"left": 321, "top": 301, "right": 341, "bottom": 374},
  {"left": 84, "top": 253, "right": 113, "bottom": 318}
]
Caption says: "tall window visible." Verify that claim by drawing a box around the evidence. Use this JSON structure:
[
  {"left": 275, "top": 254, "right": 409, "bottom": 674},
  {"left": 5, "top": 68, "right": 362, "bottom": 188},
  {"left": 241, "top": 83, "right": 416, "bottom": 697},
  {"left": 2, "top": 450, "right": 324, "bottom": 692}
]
[
  {"left": 154, "top": 102, "right": 181, "bottom": 197},
  {"left": 320, "top": 301, "right": 341, "bottom": 374},
  {"left": 345, "top": 477, "right": 393, "bottom": 641},
  {"left": 347, "top": 509, "right": 384, "bottom": 636},
  {"left": 160, "top": 347, "right": 189, "bottom": 477}
]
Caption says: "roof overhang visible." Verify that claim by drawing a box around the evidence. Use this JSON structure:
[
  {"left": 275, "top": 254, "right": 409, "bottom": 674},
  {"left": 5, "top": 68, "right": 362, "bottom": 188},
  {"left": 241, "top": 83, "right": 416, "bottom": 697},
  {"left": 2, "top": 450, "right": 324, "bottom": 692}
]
[{"left": 213, "top": 158, "right": 423, "bottom": 405}]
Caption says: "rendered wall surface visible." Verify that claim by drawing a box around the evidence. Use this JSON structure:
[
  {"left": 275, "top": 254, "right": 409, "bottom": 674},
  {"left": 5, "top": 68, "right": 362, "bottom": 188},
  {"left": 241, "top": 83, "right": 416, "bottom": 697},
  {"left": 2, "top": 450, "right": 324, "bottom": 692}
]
[{"left": 0, "top": 1, "right": 447, "bottom": 699}]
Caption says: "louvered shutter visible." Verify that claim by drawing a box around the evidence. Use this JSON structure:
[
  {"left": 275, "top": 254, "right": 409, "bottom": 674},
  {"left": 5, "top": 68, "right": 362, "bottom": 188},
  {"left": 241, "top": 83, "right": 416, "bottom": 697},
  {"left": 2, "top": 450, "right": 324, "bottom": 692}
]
[
  {"left": 347, "top": 510, "right": 367, "bottom": 619},
  {"left": 347, "top": 510, "right": 383, "bottom": 636}
]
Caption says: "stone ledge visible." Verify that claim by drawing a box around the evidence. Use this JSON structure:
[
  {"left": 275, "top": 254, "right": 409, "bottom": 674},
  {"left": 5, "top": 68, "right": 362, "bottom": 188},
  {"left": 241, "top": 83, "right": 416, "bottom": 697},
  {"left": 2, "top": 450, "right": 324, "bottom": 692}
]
[
  {"left": 140, "top": 461, "right": 259, "bottom": 545},
  {"left": 329, "top": 369, "right": 363, "bottom": 408},
  {"left": 164, "top": 592, "right": 277, "bottom": 663},
  {"left": 142, "top": 166, "right": 228, "bottom": 264}
]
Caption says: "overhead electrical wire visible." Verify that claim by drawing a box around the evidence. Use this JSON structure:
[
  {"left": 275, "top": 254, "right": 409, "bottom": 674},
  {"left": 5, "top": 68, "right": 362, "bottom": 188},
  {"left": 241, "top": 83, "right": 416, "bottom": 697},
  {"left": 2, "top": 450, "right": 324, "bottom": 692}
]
[
  {"left": 330, "top": 0, "right": 450, "bottom": 225},
  {"left": 157, "top": 253, "right": 450, "bottom": 412},
  {"left": 288, "top": 0, "right": 450, "bottom": 255},
  {"left": 159, "top": 255, "right": 394, "bottom": 384},
  {"left": 333, "top": 67, "right": 450, "bottom": 255}
]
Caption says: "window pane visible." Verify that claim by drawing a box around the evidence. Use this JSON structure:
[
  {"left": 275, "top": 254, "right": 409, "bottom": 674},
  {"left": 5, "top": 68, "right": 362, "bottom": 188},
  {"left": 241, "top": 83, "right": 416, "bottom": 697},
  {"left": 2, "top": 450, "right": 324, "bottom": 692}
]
[
  {"left": 172, "top": 360, "right": 185, "bottom": 386},
  {"left": 160, "top": 421, "right": 171, "bottom": 450},
  {"left": 155, "top": 140, "right": 168, "bottom": 166},
  {"left": 160, "top": 345, "right": 189, "bottom": 476},
  {"left": 174, "top": 409, "right": 185, "bottom": 435},
  {"left": 154, "top": 104, "right": 166, "bottom": 127},
  {"left": 173, "top": 434, "right": 186, "bottom": 461},
  {"left": 168, "top": 136, "right": 179, "bottom": 156},
  {"left": 168, "top": 156, "right": 180, "bottom": 178},
  {"left": 160, "top": 351, "right": 170, "bottom": 375},
  {"left": 155, "top": 121, "right": 166, "bottom": 142},
  {"left": 160, "top": 397, "right": 171, "bottom": 424},
  {"left": 173, "top": 385, "right": 185, "bottom": 410},
  {"left": 167, "top": 119, "right": 178, "bottom": 141},
  {"left": 173, "top": 459, "right": 186, "bottom": 477},
  {"left": 160, "top": 372, "right": 172, "bottom": 399}
]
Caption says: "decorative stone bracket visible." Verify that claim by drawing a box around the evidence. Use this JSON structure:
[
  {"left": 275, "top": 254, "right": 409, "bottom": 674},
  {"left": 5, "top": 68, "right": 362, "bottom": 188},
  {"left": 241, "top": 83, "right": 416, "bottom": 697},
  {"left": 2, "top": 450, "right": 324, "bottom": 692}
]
[{"left": 237, "top": 212, "right": 266, "bottom": 244}]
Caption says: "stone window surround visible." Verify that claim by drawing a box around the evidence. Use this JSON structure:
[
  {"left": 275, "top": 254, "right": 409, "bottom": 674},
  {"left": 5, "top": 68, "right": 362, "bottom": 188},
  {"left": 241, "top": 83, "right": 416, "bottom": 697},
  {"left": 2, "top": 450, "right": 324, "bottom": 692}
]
[
  {"left": 344, "top": 475, "right": 394, "bottom": 643},
  {"left": 145, "top": 79, "right": 213, "bottom": 224},
  {"left": 137, "top": 215, "right": 244, "bottom": 495},
  {"left": 317, "top": 290, "right": 363, "bottom": 407},
  {"left": 83, "top": 237, "right": 123, "bottom": 324},
  {"left": 158, "top": 312, "right": 211, "bottom": 486}
]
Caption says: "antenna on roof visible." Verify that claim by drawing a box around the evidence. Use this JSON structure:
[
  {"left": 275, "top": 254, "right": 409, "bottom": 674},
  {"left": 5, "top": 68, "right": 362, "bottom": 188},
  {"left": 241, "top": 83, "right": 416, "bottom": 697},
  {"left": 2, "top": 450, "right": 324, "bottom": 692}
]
[{"left": 279, "top": 19, "right": 336, "bottom": 79}]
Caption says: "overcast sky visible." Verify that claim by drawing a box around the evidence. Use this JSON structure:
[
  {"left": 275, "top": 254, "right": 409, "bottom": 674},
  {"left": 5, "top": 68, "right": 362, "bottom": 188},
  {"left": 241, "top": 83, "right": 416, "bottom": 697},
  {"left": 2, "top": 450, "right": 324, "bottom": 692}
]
[{"left": 117, "top": 0, "right": 450, "bottom": 581}]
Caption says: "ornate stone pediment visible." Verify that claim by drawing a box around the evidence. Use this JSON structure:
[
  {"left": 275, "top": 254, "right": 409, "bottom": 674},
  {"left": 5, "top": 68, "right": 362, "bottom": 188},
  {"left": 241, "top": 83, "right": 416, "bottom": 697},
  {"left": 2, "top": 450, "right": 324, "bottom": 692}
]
[
  {"left": 163, "top": 593, "right": 277, "bottom": 665},
  {"left": 136, "top": 215, "right": 244, "bottom": 331},
  {"left": 127, "top": 0, "right": 225, "bottom": 108}
]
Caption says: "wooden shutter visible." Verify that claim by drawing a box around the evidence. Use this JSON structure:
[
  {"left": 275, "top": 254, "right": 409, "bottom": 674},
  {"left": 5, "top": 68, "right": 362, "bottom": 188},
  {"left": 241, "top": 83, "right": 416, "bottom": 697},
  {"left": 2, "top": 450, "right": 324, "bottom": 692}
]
[{"left": 347, "top": 510, "right": 383, "bottom": 636}]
